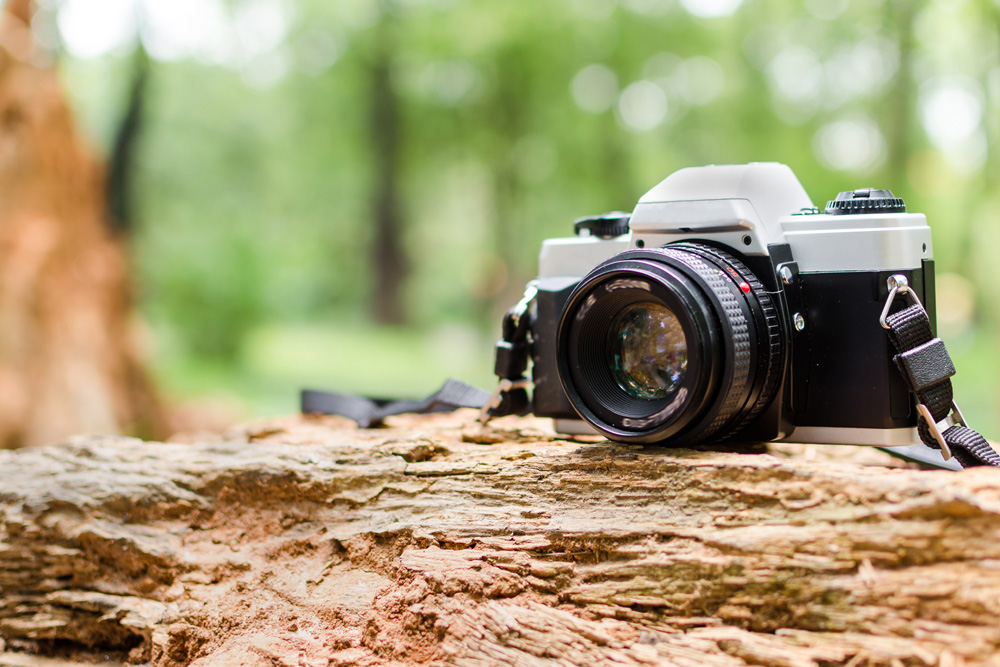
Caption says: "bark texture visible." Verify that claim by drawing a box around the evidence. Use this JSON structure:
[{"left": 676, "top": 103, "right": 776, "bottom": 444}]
[
  {"left": 2, "top": 411, "right": 1000, "bottom": 666},
  {"left": 0, "top": 11, "right": 164, "bottom": 447}
]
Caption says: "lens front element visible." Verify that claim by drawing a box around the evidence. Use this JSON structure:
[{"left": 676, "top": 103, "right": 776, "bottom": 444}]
[{"left": 610, "top": 302, "right": 687, "bottom": 400}]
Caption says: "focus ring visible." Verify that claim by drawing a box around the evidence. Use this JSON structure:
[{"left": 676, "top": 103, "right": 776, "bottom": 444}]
[
  {"left": 668, "top": 243, "right": 784, "bottom": 440},
  {"left": 658, "top": 247, "right": 752, "bottom": 440}
]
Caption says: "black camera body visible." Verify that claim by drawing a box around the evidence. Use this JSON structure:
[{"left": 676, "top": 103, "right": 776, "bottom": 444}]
[{"left": 521, "top": 163, "right": 935, "bottom": 448}]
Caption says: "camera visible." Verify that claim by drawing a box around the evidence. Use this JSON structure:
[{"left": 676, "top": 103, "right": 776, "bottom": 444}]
[{"left": 498, "top": 162, "right": 936, "bottom": 448}]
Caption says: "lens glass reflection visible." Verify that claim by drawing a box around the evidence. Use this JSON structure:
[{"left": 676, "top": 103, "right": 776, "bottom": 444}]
[{"left": 609, "top": 302, "right": 687, "bottom": 400}]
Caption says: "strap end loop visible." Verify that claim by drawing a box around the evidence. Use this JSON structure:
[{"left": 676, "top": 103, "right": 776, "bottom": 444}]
[
  {"left": 915, "top": 402, "right": 965, "bottom": 461},
  {"left": 880, "top": 274, "right": 925, "bottom": 330},
  {"left": 478, "top": 378, "right": 532, "bottom": 423}
]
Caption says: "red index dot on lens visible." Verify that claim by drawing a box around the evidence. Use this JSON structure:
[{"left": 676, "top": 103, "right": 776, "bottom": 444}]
[{"left": 739, "top": 282, "right": 751, "bottom": 293}]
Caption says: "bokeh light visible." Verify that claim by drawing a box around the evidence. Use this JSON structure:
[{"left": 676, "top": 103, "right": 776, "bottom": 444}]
[
  {"left": 617, "top": 80, "right": 669, "bottom": 131},
  {"left": 571, "top": 64, "right": 619, "bottom": 113},
  {"left": 813, "top": 116, "right": 886, "bottom": 172}
]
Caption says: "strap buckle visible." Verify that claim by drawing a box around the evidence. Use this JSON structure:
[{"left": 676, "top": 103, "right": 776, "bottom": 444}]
[
  {"left": 507, "top": 283, "right": 538, "bottom": 331},
  {"left": 478, "top": 378, "right": 532, "bottom": 423},
  {"left": 880, "top": 274, "right": 925, "bottom": 329},
  {"left": 914, "top": 401, "right": 966, "bottom": 461}
]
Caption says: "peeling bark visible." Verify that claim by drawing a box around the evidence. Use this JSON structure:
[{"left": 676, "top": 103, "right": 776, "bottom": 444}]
[{"left": 1, "top": 412, "right": 1000, "bottom": 666}]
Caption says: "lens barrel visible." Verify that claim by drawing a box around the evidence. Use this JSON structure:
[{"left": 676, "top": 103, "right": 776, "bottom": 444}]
[{"left": 556, "top": 242, "right": 783, "bottom": 446}]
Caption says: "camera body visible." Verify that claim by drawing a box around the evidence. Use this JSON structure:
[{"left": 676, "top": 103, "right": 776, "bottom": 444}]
[{"left": 526, "top": 162, "right": 935, "bottom": 447}]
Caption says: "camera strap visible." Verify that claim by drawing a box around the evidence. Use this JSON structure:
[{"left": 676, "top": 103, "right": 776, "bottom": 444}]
[
  {"left": 300, "top": 379, "right": 492, "bottom": 428},
  {"left": 477, "top": 283, "right": 536, "bottom": 420},
  {"left": 300, "top": 286, "right": 537, "bottom": 426},
  {"left": 880, "top": 275, "right": 1000, "bottom": 468}
]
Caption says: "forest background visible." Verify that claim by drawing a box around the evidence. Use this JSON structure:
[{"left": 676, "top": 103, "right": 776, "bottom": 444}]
[{"left": 26, "top": 0, "right": 1000, "bottom": 439}]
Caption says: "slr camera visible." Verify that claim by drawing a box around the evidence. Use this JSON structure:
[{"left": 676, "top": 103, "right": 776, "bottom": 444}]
[{"left": 495, "top": 162, "right": 936, "bottom": 448}]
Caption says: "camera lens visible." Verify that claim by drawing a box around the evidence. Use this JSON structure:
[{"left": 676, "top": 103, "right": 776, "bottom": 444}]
[
  {"left": 556, "top": 242, "right": 783, "bottom": 446},
  {"left": 609, "top": 302, "right": 687, "bottom": 400}
]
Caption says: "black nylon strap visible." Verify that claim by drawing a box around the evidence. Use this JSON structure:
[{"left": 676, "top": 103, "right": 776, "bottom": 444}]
[
  {"left": 944, "top": 425, "right": 1000, "bottom": 469},
  {"left": 884, "top": 303, "right": 1000, "bottom": 468},
  {"left": 301, "top": 379, "right": 491, "bottom": 427}
]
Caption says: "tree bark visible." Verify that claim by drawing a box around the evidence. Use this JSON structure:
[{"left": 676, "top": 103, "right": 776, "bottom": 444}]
[
  {"left": 1, "top": 411, "right": 999, "bottom": 666},
  {"left": 0, "top": 10, "right": 165, "bottom": 447}
]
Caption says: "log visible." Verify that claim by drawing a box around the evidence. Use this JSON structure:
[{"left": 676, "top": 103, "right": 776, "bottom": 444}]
[{"left": 2, "top": 411, "right": 1000, "bottom": 666}]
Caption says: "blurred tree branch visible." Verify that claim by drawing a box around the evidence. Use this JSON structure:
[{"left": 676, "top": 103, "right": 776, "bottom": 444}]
[{"left": 107, "top": 44, "right": 150, "bottom": 236}]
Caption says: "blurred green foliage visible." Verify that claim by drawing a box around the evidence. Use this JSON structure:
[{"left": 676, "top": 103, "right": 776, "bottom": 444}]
[{"left": 47, "top": 0, "right": 1000, "bottom": 437}]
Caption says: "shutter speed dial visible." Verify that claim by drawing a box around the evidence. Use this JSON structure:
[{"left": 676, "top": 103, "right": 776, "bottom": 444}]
[{"left": 825, "top": 188, "right": 905, "bottom": 215}]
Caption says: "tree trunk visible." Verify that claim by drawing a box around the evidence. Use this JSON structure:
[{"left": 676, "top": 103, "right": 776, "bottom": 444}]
[
  {"left": 0, "top": 10, "right": 165, "bottom": 447},
  {"left": 1, "top": 410, "right": 999, "bottom": 666},
  {"left": 368, "top": 6, "right": 408, "bottom": 326},
  {"left": 884, "top": 0, "right": 916, "bottom": 192}
]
